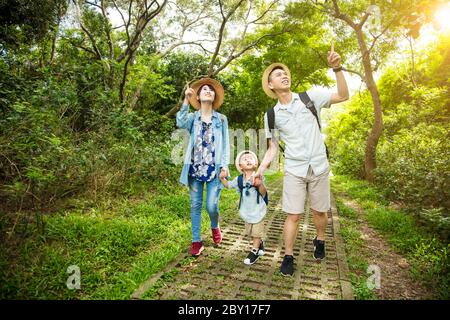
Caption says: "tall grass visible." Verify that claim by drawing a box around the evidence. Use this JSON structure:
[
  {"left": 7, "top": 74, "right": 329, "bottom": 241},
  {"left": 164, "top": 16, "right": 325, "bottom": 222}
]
[{"left": 332, "top": 174, "right": 450, "bottom": 299}]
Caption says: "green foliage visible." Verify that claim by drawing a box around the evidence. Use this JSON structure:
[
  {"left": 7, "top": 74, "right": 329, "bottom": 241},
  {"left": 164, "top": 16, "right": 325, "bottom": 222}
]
[
  {"left": 333, "top": 174, "right": 450, "bottom": 299},
  {"left": 1, "top": 31, "right": 179, "bottom": 208},
  {"left": 153, "top": 52, "right": 211, "bottom": 114},
  {"left": 418, "top": 208, "right": 450, "bottom": 240},
  {"left": 326, "top": 91, "right": 373, "bottom": 178},
  {"left": 0, "top": 186, "right": 192, "bottom": 299},
  {"left": 334, "top": 197, "right": 377, "bottom": 300},
  {"left": 375, "top": 124, "right": 450, "bottom": 215},
  {"left": 2, "top": 0, "right": 449, "bottom": 300},
  {"left": 365, "top": 207, "right": 424, "bottom": 252},
  {"left": 1, "top": 85, "right": 177, "bottom": 208},
  {"left": 410, "top": 238, "right": 450, "bottom": 298},
  {"left": 327, "top": 34, "right": 450, "bottom": 220},
  {"left": 218, "top": 3, "right": 336, "bottom": 129},
  {"left": 0, "top": 0, "right": 67, "bottom": 47}
]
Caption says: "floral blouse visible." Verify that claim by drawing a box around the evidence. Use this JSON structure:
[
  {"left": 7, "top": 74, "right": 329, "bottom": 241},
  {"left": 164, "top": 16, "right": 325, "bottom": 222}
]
[{"left": 189, "top": 121, "right": 216, "bottom": 182}]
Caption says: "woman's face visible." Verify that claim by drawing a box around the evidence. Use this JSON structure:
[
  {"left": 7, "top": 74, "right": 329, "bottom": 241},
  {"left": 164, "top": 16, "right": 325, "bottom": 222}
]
[{"left": 198, "top": 85, "right": 216, "bottom": 104}]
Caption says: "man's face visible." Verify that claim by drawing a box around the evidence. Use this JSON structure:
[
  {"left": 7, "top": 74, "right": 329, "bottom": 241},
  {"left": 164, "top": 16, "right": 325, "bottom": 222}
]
[
  {"left": 268, "top": 68, "right": 290, "bottom": 91},
  {"left": 197, "top": 85, "right": 216, "bottom": 104},
  {"left": 239, "top": 153, "right": 257, "bottom": 171}
]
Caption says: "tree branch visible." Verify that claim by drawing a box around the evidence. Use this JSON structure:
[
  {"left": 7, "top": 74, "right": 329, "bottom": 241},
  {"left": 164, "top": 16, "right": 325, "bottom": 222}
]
[
  {"left": 208, "top": 0, "right": 246, "bottom": 76},
  {"left": 358, "top": 11, "right": 371, "bottom": 29},
  {"left": 73, "top": 0, "right": 102, "bottom": 60},
  {"left": 342, "top": 67, "right": 365, "bottom": 82},
  {"left": 212, "top": 25, "right": 291, "bottom": 76},
  {"left": 248, "top": 0, "right": 279, "bottom": 25},
  {"left": 111, "top": 0, "right": 130, "bottom": 45},
  {"left": 85, "top": 0, "right": 102, "bottom": 10},
  {"left": 118, "top": 1, "right": 168, "bottom": 103},
  {"left": 367, "top": 19, "right": 396, "bottom": 54},
  {"left": 98, "top": 0, "right": 114, "bottom": 59},
  {"left": 331, "top": 0, "right": 357, "bottom": 29}
]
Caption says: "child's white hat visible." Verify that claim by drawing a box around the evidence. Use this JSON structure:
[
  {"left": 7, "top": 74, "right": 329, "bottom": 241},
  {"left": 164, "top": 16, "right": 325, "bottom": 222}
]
[{"left": 235, "top": 150, "right": 258, "bottom": 174}]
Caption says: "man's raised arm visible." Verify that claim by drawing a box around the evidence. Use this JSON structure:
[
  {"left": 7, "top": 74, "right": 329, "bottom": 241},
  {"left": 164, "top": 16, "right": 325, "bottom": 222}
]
[{"left": 328, "top": 41, "right": 349, "bottom": 104}]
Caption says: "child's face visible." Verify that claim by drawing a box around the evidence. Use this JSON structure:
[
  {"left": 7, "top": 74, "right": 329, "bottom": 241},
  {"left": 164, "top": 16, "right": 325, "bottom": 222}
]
[{"left": 239, "top": 154, "right": 258, "bottom": 171}]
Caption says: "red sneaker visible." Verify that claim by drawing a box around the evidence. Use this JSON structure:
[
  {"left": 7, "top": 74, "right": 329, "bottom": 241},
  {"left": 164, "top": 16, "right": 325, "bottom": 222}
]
[
  {"left": 212, "top": 227, "right": 222, "bottom": 245},
  {"left": 191, "top": 241, "right": 204, "bottom": 256}
]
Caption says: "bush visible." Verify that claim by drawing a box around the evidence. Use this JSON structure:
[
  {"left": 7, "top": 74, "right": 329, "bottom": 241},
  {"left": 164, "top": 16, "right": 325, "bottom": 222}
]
[
  {"left": 326, "top": 91, "right": 373, "bottom": 178},
  {"left": 374, "top": 123, "right": 450, "bottom": 214},
  {"left": 326, "top": 37, "right": 450, "bottom": 221},
  {"left": 0, "top": 78, "right": 178, "bottom": 209},
  {"left": 334, "top": 174, "right": 450, "bottom": 299},
  {"left": 410, "top": 238, "right": 450, "bottom": 299}
]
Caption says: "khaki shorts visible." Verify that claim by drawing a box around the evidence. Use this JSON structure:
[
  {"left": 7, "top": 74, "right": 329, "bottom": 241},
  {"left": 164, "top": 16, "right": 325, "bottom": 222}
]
[
  {"left": 244, "top": 220, "right": 265, "bottom": 238},
  {"left": 282, "top": 166, "right": 330, "bottom": 214}
]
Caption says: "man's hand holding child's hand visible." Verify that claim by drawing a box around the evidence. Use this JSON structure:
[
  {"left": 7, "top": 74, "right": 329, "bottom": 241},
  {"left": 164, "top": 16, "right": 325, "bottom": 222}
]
[{"left": 252, "top": 175, "right": 262, "bottom": 187}]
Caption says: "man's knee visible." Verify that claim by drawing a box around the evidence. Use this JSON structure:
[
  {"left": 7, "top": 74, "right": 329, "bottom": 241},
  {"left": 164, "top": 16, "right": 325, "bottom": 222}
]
[
  {"left": 311, "top": 208, "right": 327, "bottom": 216},
  {"left": 286, "top": 214, "right": 301, "bottom": 223}
]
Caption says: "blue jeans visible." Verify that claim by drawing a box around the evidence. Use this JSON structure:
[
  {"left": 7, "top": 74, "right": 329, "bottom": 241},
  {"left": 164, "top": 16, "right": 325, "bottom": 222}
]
[{"left": 188, "top": 176, "right": 222, "bottom": 242}]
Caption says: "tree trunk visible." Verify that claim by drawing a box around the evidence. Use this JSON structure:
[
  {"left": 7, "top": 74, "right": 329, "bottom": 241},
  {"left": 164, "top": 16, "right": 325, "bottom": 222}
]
[
  {"left": 119, "top": 52, "right": 134, "bottom": 104},
  {"left": 50, "top": 27, "right": 58, "bottom": 64},
  {"left": 355, "top": 28, "right": 383, "bottom": 182}
]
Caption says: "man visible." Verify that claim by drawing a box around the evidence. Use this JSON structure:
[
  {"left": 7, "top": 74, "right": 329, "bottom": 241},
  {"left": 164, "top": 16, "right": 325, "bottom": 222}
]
[{"left": 254, "top": 44, "right": 349, "bottom": 276}]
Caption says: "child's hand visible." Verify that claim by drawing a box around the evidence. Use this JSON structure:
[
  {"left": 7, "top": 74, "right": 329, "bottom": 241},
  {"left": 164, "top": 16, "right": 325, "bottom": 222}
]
[
  {"left": 253, "top": 175, "right": 262, "bottom": 187},
  {"left": 219, "top": 169, "right": 229, "bottom": 179}
]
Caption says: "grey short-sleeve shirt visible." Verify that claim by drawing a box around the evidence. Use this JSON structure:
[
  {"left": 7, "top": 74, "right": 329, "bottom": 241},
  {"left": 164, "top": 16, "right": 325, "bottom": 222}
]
[{"left": 264, "top": 89, "right": 332, "bottom": 178}]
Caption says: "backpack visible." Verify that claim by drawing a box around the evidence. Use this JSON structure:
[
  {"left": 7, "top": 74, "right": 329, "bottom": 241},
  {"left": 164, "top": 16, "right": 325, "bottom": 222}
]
[
  {"left": 266, "top": 92, "right": 329, "bottom": 158},
  {"left": 237, "top": 174, "right": 269, "bottom": 209}
]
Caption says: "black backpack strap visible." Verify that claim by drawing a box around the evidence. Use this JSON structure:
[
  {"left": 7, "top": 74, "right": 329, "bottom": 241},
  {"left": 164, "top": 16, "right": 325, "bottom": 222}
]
[
  {"left": 237, "top": 174, "right": 244, "bottom": 209},
  {"left": 298, "top": 92, "right": 321, "bottom": 130},
  {"left": 267, "top": 107, "right": 275, "bottom": 131},
  {"left": 266, "top": 107, "right": 285, "bottom": 154},
  {"left": 256, "top": 190, "right": 269, "bottom": 206},
  {"left": 238, "top": 174, "right": 263, "bottom": 207},
  {"left": 298, "top": 92, "right": 329, "bottom": 158}
]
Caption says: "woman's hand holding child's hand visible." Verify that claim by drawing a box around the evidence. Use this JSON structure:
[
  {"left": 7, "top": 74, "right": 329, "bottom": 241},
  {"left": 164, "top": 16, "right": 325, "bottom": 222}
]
[{"left": 219, "top": 169, "right": 229, "bottom": 179}]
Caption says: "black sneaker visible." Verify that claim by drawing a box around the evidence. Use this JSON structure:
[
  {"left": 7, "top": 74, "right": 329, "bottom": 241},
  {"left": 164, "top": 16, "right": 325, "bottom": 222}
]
[
  {"left": 280, "top": 255, "right": 294, "bottom": 276},
  {"left": 244, "top": 249, "right": 259, "bottom": 265},
  {"left": 258, "top": 240, "right": 265, "bottom": 256},
  {"left": 313, "top": 237, "right": 325, "bottom": 260}
]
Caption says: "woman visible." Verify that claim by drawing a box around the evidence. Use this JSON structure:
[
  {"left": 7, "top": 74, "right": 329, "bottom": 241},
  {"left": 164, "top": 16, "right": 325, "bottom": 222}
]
[{"left": 176, "top": 78, "right": 230, "bottom": 256}]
